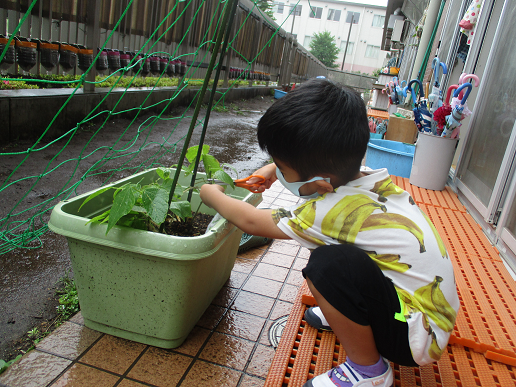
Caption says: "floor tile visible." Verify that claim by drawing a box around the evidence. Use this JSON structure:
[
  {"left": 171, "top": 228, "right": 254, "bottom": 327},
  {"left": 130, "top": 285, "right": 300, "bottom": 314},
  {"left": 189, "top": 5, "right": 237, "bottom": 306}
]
[
  {"left": 286, "top": 269, "right": 305, "bottom": 286},
  {"left": 231, "top": 291, "right": 275, "bottom": 318},
  {"left": 237, "top": 248, "right": 266, "bottom": 261},
  {"left": 79, "top": 335, "right": 146, "bottom": 375},
  {"left": 51, "top": 363, "right": 120, "bottom": 387},
  {"left": 233, "top": 257, "right": 258, "bottom": 274},
  {"left": 240, "top": 374, "right": 266, "bottom": 386},
  {"left": 216, "top": 309, "right": 266, "bottom": 341},
  {"left": 293, "top": 257, "right": 308, "bottom": 271},
  {"left": 225, "top": 271, "right": 248, "bottom": 289},
  {"left": 260, "top": 251, "right": 296, "bottom": 268},
  {"left": 246, "top": 344, "right": 276, "bottom": 378},
  {"left": 36, "top": 321, "right": 102, "bottom": 360},
  {"left": 127, "top": 346, "right": 192, "bottom": 387},
  {"left": 268, "top": 240, "right": 301, "bottom": 256},
  {"left": 259, "top": 320, "right": 274, "bottom": 346},
  {"left": 242, "top": 275, "right": 283, "bottom": 298},
  {"left": 298, "top": 247, "right": 311, "bottom": 259},
  {"left": 253, "top": 262, "right": 289, "bottom": 282},
  {"left": 279, "top": 283, "right": 300, "bottom": 303},
  {"left": 117, "top": 379, "right": 148, "bottom": 387},
  {"left": 199, "top": 332, "right": 254, "bottom": 370},
  {"left": 212, "top": 286, "right": 238, "bottom": 308},
  {"left": 180, "top": 360, "right": 241, "bottom": 387},
  {"left": 270, "top": 300, "right": 294, "bottom": 320},
  {"left": 196, "top": 304, "right": 227, "bottom": 330},
  {"left": 0, "top": 350, "right": 71, "bottom": 387},
  {"left": 69, "top": 312, "right": 84, "bottom": 325},
  {"left": 174, "top": 326, "right": 211, "bottom": 356}
]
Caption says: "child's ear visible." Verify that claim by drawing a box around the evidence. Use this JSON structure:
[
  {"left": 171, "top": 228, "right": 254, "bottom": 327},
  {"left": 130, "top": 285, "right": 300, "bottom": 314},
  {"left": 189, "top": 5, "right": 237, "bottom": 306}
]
[{"left": 315, "top": 179, "right": 334, "bottom": 194}]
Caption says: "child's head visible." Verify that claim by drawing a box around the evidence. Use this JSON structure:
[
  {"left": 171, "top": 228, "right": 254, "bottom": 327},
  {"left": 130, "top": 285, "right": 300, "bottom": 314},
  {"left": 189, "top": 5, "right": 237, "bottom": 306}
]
[{"left": 257, "top": 78, "right": 369, "bottom": 183}]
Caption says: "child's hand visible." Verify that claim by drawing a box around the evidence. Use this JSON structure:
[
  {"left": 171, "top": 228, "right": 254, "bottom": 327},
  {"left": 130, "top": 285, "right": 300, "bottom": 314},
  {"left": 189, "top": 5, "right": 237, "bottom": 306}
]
[
  {"left": 247, "top": 163, "right": 277, "bottom": 192},
  {"left": 200, "top": 183, "right": 226, "bottom": 209}
]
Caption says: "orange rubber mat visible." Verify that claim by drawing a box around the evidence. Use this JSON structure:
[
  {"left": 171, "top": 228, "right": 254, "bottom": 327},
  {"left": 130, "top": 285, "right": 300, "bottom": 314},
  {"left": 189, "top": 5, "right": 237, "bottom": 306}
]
[{"left": 265, "top": 179, "right": 516, "bottom": 387}]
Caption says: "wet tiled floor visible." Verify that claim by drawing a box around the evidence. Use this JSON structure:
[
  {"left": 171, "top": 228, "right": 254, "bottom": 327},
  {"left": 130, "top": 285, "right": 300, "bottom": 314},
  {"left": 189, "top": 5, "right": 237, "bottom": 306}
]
[{"left": 0, "top": 182, "right": 306, "bottom": 387}]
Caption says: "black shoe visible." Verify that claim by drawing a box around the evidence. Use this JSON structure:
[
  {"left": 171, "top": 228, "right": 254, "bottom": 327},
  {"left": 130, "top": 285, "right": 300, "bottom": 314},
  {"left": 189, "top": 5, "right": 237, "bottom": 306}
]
[{"left": 304, "top": 307, "right": 332, "bottom": 331}]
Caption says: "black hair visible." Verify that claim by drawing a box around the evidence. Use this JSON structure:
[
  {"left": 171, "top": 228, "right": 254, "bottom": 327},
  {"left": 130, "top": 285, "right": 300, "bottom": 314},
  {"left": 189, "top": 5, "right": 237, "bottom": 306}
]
[{"left": 257, "top": 78, "right": 370, "bottom": 182}]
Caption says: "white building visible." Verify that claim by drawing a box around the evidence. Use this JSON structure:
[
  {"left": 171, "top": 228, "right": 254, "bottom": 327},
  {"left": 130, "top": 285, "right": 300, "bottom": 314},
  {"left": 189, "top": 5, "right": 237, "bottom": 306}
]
[{"left": 272, "top": 0, "right": 388, "bottom": 75}]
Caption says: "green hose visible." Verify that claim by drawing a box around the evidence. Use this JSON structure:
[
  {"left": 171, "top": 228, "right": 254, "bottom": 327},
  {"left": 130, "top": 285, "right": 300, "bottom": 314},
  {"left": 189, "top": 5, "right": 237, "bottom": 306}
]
[{"left": 417, "top": 0, "right": 446, "bottom": 84}]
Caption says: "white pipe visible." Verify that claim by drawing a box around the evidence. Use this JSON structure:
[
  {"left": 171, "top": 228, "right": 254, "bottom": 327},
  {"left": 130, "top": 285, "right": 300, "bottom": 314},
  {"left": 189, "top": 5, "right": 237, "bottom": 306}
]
[{"left": 410, "top": 0, "right": 441, "bottom": 80}]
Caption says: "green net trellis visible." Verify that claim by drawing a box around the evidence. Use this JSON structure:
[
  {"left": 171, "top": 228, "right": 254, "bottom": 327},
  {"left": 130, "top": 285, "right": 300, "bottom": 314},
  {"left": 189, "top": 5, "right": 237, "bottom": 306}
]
[{"left": 0, "top": 0, "right": 317, "bottom": 255}]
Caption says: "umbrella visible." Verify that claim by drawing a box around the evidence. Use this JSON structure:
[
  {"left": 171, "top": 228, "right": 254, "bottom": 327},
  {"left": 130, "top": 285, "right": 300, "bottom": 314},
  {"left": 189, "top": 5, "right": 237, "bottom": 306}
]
[
  {"left": 408, "top": 79, "right": 432, "bottom": 133},
  {"left": 442, "top": 82, "right": 473, "bottom": 138},
  {"left": 428, "top": 58, "right": 448, "bottom": 114},
  {"left": 395, "top": 78, "right": 407, "bottom": 103},
  {"left": 385, "top": 83, "right": 393, "bottom": 105},
  {"left": 451, "top": 73, "right": 480, "bottom": 117},
  {"left": 433, "top": 84, "right": 458, "bottom": 135},
  {"left": 389, "top": 80, "right": 399, "bottom": 105}
]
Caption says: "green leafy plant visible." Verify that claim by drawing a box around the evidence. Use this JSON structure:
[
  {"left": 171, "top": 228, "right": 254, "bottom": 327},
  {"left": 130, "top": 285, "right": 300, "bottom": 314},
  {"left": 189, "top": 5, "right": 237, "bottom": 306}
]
[
  {"left": 80, "top": 145, "right": 235, "bottom": 235},
  {"left": 56, "top": 275, "right": 80, "bottom": 320}
]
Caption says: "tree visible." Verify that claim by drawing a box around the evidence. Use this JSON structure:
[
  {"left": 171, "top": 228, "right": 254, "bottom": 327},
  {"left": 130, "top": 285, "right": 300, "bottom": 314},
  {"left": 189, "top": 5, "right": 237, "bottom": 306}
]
[
  {"left": 255, "top": 0, "right": 275, "bottom": 19},
  {"left": 309, "top": 31, "right": 340, "bottom": 68}
]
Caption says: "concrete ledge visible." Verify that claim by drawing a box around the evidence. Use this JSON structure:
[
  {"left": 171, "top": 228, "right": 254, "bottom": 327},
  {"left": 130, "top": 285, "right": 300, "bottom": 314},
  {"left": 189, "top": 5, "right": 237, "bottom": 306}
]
[{"left": 0, "top": 86, "right": 273, "bottom": 142}]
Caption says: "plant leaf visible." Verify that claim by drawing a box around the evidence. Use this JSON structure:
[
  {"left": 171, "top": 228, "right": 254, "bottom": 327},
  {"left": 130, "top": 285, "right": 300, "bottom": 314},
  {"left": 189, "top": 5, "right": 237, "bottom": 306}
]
[
  {"left": 202, "top": 154, "right": 221, "bottom": 178},
  {"left": 186, "top": 145, "right": 210, "bottom": 163},
  {"left": 78, "top": 187, "right": 113, "bottom": 211},
  {"left": 141, "top": 186, "right": 170, "bottom": 225},
  {"left": 107, "top": 184, "right": 141, "bottom": 234},
  {"left": 86, "top": 209, "right": 111, "bottom": 225},
  {"left": 169, "top": 200, "right": 192, "bottom": 220},
  {"left": 213, "top": 170, "right": 235, "bottom": 188}
]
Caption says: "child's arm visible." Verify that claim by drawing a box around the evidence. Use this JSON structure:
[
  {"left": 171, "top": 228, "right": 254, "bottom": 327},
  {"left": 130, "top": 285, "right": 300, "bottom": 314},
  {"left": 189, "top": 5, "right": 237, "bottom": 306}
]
[{"left": 200, "top": 183, "right": 289, "bottom": 239}]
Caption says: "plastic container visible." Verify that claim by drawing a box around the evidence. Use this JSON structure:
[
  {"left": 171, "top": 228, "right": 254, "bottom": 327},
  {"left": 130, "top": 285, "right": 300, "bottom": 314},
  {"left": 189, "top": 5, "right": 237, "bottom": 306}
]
[
  {"left": 48, "top": 168, "right": 261, "bottom": 348},
  {"left": 150, "top": 56, "right": 160, "bottom": 74},
  {"left": 119, "top": 52, "right": 130, "bottom": 69},
  {"left": 107, "top": 49, "right": 121, "bottom": 71},
  {"left": 0, "top": 37, "right": 16, "bottom": 70},
  {"left": 96, "top": 49, "right": 108, "bottom": 71},
  {"left": 409, "top": 132, "right": 459, "bottom": 191},
  {"left": 365, "top": 138, "right": 415, "bottom": 178},
  {"left": 16, "top": 39, "right": 37, "bottom": 72},
  {"left": 78, "top": 48, "right": 93, "bottom": 72},
  {"left": 59, "top": 44, "right": 78, "bottom": 71},
  {"left": 274, "top": 89, "right": 287, "bottom": 99},
  {"left": 38, "top": 41, "right": 59, "bottom": 71}
]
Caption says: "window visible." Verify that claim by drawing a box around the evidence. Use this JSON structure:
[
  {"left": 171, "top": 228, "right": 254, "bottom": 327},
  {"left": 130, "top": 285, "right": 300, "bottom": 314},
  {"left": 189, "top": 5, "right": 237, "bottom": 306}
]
[
  {"left": 309, "top": 6, "right": 323, "bottom": 19},
  {"left": 327, "top": 9, "right": 341, "bottom": 21},
  {"left": 372, "top": 15, "right": 385, "bottom": 27},
  {"left": 346, "top": 11, "right": 360, "bottom": 24},
  {"left": 303, "top": 35, "right": 312, "bottom": 47},
  {"left": 340, "top": 41, "right": 354, "bottom": 55},
  {"left": 273, "top": 2, "right": 284, "bottom": 14},
  {"left": 289, "top": 4, "right": 302, "bottom": 16},
  {"left": 365, "top": 45, "right": 380, "bottom": 58}
]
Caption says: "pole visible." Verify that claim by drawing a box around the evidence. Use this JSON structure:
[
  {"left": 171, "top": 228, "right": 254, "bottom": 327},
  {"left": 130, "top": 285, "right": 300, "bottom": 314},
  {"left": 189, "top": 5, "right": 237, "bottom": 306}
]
[
  {"left": 290, "top": 5, "right": 296, "bottom": 34},
  {"left": 340, "top": 14, "right": 354, "bottom": 71},
  {"left": 166, "top": 0, "right": 237, "bottom": 210}
]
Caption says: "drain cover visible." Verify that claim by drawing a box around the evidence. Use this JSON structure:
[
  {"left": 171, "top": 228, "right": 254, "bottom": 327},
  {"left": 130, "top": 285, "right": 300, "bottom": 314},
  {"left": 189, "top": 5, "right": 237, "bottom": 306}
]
[{"left": 268, "top": 315, "right": 288, "bottom": 347}]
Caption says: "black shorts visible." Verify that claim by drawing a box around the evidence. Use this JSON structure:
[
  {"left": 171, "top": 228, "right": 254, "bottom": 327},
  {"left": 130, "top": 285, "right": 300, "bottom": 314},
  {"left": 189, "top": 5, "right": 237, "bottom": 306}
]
[{"left": 302, "top": 244, "right": 418, "bottom": 367}]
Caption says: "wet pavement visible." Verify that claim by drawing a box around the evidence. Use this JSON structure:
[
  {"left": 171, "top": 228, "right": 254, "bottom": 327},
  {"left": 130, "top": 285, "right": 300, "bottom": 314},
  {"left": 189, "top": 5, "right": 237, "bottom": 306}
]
[{"left": 0, "top": 95, "right": 275, "bottom": 361}]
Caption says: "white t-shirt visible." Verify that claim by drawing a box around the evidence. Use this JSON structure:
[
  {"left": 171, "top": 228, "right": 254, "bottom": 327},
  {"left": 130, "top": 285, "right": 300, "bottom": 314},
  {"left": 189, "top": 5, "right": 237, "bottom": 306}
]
[{"left": 272, "top": 168, "right": 459, "bottom": 365}]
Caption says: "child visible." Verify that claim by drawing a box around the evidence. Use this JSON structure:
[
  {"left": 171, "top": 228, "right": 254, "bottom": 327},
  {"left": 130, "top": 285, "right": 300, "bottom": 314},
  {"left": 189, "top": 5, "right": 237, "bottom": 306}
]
[{"left": 200, "top": 78, "right": 459, "bottom": 387}]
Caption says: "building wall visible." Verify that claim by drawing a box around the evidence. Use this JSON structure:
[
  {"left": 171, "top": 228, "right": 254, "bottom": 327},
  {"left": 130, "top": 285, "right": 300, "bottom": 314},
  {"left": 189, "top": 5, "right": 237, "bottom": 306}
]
[{"left": 272, "top": 0, "right": 388, "bottom": 75}]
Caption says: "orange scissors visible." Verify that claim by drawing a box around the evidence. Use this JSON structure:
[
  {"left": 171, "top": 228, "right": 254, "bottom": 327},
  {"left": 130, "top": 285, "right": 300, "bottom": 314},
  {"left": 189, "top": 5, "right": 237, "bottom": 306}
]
[{"left": 208, "top": 175, "right": 266, "bottom": 193}]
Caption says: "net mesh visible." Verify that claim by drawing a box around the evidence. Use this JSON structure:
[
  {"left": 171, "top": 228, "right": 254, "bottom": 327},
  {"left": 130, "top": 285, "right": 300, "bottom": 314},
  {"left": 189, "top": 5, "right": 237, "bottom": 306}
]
[{"left": 0, "top": 0, "right": 312, "bottom": 255}]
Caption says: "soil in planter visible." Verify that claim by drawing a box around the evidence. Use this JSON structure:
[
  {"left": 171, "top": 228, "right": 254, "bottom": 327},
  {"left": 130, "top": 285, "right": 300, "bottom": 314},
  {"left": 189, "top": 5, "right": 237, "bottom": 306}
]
[{"left": 163, "top": 212, "right": 214, "bottom": 237}]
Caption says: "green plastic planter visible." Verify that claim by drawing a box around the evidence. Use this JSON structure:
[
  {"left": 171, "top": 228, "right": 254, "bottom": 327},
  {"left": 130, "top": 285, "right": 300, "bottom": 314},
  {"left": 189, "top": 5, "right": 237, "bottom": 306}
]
[{"left": 48, "top": 168, "right": 261, "bottom": 348}]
